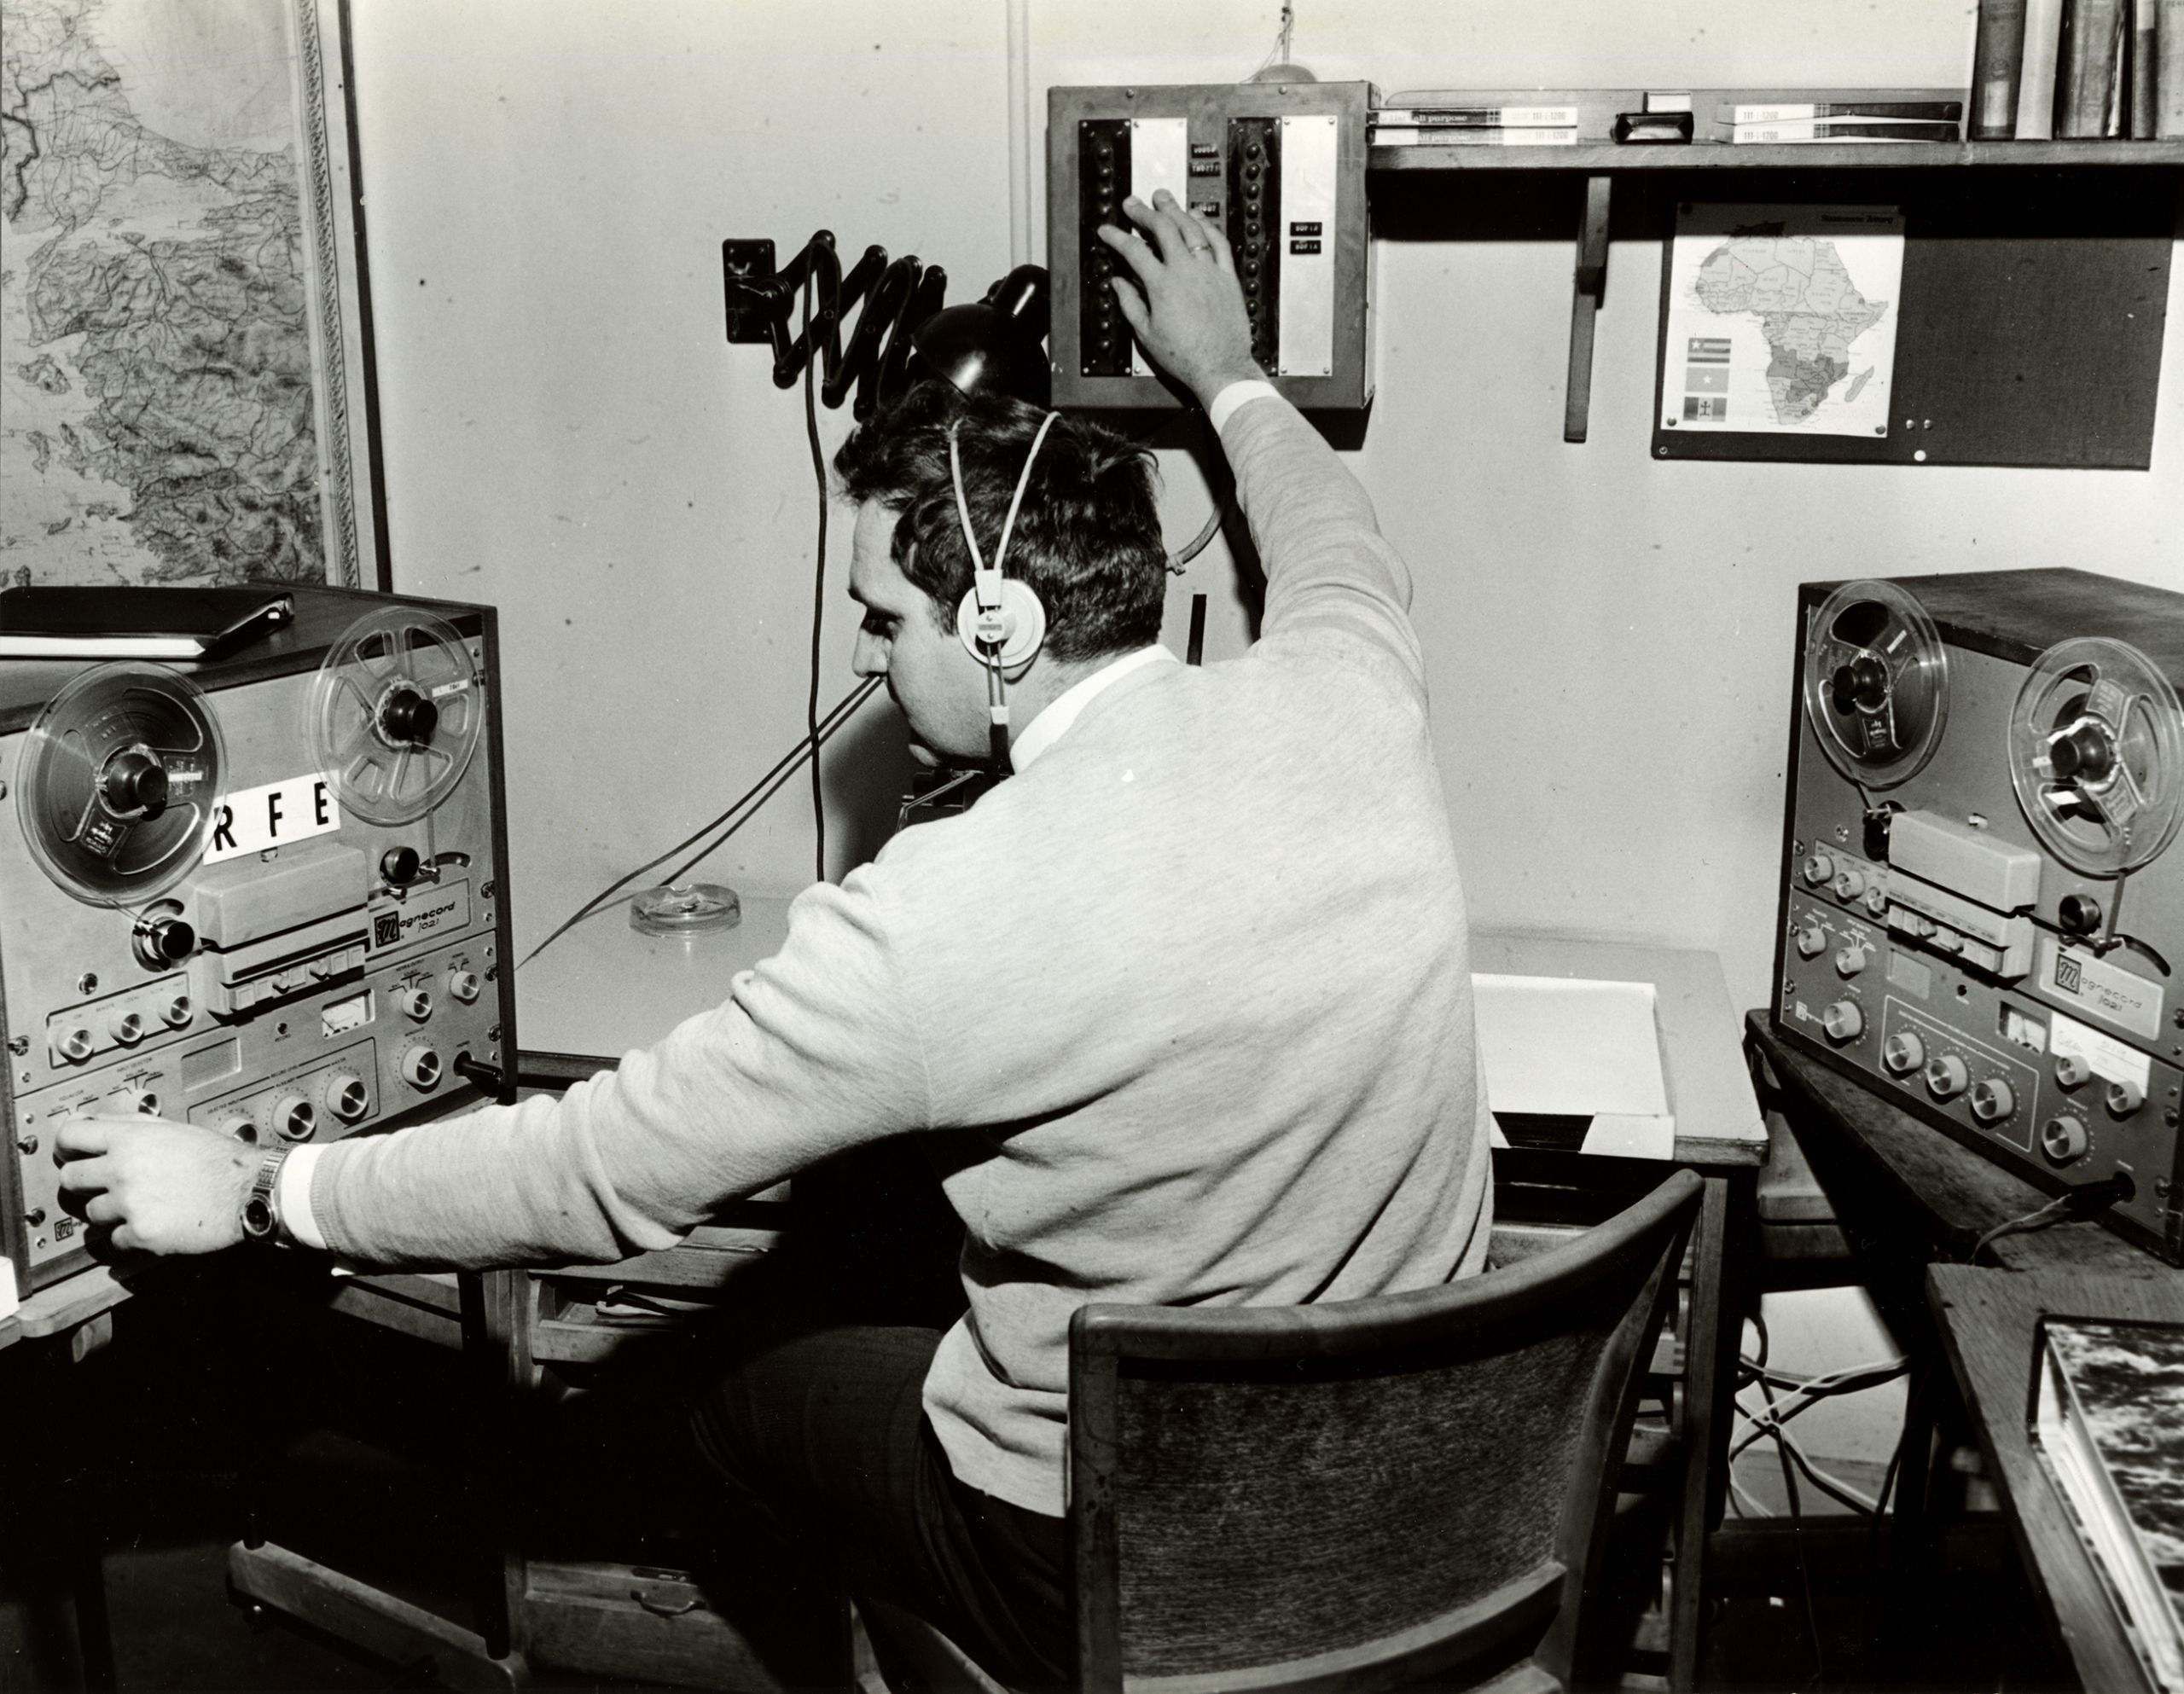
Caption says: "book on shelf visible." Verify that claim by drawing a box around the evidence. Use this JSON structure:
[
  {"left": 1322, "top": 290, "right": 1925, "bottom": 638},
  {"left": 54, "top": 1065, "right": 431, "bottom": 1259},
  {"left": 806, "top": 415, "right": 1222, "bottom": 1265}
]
[
  {"left": 1721, "top": 100, "right": 1964, "bottom": 122},
  {"left": 1369, "top": 104, "right": 1579, "bottom": 127},
  {"left": 2056, "top": 0, "right": 2130, "bottom": 134},
  {"left": 1725, "top": 120, "right": 1957, "bottom": 142},
  {"left": 1972, "top": 0, "right": 2032, "bottom": 134},
  {"left": 2018, "top": 0, "right": 2069, "bottom": 136},
  {"left": 0, "top": 584, "right": 295, "bottom": 660},
  {"left": 1368, "top": 125, "right": 1578, "bottom": 147},
  {"left": 2164, "top": 0, "right": 2184, "bottom": 134},
  {"left": 2029, "top": 1316, "right": 2184, "bottom": 1694}
]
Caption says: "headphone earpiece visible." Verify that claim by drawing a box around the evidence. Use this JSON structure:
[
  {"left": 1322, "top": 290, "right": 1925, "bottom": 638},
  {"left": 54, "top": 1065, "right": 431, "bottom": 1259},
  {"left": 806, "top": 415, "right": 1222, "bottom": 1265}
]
[{"left": 956, "top": 577, "right": 1047, "bottom": 669}]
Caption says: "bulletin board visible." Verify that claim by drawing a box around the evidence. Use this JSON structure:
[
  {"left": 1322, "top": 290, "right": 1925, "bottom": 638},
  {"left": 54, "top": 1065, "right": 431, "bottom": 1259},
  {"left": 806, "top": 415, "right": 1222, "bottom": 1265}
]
[{"left": 1651, "top": 168, "right": 2175, "bottom": 469}]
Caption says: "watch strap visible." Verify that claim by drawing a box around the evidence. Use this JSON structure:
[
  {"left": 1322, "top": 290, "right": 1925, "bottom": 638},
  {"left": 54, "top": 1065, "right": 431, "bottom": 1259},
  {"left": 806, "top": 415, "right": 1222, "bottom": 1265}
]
[{"left": 241, "top": 1146, "right": 291, "bottom": 1243}]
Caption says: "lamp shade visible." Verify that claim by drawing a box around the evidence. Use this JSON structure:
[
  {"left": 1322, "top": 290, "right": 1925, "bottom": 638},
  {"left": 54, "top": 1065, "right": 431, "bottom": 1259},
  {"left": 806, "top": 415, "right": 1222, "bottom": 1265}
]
[{"left": 908, "top": 264, "right": 1051, "bottom": 407}]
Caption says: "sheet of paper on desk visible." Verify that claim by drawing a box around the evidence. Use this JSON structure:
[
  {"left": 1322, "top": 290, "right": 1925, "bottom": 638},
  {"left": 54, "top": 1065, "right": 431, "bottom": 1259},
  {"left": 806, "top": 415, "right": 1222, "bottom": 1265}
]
[{"left": 1472, "top": 974, "right": 1675, "bottom": 1159}]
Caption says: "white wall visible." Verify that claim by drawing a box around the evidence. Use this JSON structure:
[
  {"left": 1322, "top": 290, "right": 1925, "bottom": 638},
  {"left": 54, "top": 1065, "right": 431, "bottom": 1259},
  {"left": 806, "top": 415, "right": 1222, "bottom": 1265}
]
[{"left": 354, "top": 0, "right": 2182, "bottom": 1465}]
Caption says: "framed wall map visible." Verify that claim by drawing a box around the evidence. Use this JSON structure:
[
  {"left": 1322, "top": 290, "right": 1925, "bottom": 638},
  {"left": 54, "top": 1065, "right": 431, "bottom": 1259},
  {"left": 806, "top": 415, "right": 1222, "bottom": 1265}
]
[{"left": 1, "top": 0, "right": 386, "bottom": 590}]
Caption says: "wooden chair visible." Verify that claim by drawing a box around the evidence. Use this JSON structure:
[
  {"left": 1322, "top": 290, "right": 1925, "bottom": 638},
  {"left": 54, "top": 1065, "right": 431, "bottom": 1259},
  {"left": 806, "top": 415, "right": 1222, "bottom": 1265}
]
[{"left": 1068, "top": 1166, "right": 1704, "bottom": 1694}]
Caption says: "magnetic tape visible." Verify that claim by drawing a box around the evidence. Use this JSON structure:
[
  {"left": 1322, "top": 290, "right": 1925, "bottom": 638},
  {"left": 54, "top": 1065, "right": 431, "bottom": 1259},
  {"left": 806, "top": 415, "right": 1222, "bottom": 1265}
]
[
  {"left": 0, "top": 589, "right": 516, "bottom": 1292},
  {"left": 1772, "top": 568, "right": 2184, "bottom": 1262}
]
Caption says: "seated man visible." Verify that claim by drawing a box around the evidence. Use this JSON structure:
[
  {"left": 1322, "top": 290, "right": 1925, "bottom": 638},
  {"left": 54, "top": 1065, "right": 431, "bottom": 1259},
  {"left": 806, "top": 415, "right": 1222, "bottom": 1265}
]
[{"left": 57, "top": 189, "right": 1492, "bottom": 1688}]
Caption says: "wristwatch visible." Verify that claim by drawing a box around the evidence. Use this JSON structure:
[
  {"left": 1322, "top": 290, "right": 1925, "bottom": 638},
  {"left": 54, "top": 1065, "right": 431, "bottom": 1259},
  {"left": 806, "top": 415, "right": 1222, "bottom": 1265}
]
[{"left": 240, "top": 1147, "right": 291, "bottom": 1244}]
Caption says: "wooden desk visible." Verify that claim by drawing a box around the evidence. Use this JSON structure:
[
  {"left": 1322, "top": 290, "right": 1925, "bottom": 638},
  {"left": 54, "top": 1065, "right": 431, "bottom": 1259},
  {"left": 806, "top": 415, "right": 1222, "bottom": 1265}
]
[
  {"left": 1474, "top": 934, "right": 1763, "bottom": 1692},
  {"left": 1927, "top": 1265, "right": 2184, "bottom": 1694},
  {"left": 1747, "top": 1011, "right": 2184, "bottom": 1691}
]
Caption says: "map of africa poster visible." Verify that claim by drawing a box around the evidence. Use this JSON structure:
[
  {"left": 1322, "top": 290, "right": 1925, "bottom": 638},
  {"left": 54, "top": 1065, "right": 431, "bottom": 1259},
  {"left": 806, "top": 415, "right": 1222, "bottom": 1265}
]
[
  {"left": 1660, "top": 201, "right": 1906, "bottom": 442},
  {"left": 1, "top": 0, "right": 380, "bottom": 590}
]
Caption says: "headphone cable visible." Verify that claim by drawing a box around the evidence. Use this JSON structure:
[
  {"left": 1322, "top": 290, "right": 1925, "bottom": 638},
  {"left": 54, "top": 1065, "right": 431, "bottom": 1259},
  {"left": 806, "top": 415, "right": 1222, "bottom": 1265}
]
[{"left": 802, "top": 268, "right": 830, "bottom": 883}]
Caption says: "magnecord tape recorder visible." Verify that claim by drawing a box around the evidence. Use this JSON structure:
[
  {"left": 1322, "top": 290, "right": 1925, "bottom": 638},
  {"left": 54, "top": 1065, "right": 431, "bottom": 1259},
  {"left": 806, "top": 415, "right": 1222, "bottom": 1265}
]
[
  {"left": 1773, "top": 568, "right": 2184, "bottom": 1262},
  {"left": 0, "top": 589, "right": 516, "bottom": 1293}
]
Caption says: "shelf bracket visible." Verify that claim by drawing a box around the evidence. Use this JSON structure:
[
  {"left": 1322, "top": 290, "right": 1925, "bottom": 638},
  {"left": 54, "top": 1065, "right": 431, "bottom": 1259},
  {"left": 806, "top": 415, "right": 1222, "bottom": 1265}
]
[{"left": 1565, "top": 174, "right": 1612, "bottom": 444}]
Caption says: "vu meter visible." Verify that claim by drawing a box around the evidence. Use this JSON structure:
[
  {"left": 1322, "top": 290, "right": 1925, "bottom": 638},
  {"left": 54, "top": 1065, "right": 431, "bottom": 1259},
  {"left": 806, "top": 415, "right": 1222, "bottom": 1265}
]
[{"left": 0, "top": 589, "right": 517, "bottom": 1292}]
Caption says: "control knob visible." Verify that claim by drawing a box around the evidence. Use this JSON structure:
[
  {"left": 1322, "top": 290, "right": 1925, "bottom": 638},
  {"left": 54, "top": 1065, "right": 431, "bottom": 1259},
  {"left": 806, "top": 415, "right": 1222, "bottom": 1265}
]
[
  {"left": 1834, "top": 943, "right": 1870, "bottom": 978},
  {"left": 1821, "top": 1001, "right": 1863, "bottom": 1042},
  {"left": 2055, "top": 1054, "right": 2093, "bottom": 1089},
  {"left": 1969, "top": 1079, "right": 2016, "bottom": 1125},
  {"left": 446, "top": 969, "right": 482, "bottom": 1005},
  {"left": 396, "top": 985, "right": 433, "bottom": 1021},
  {"left": 2041, "top": 1114, "right": 2089, "bottom": 1165},
  {"left": 323, "top": 1070, "right": 371, "bottom": 1124},
  {"left": 402, "top": 1045, "right": 444, "bottom": 1090},
  {"left": 2106, "top": 1078, "right": 2146, "bottom": 1117},
  {"left": 159, "top": 992, "right": 194, "bottom": 1030},
  {"left": 270, "top": 1093, "right": 317, "bottom": 1141},
  {"left": 1832, "top": 867, "right": 1866, "bottom": 901},
  {"left": 1794, "top": 923, "right": 1827, "bottom": 960},
  {"left": 1924, "top": 1055, "right": 1969, "bottom": 1100},
  {"left": 215, "top": 1111, "right": 258, "bottom": 1143},
  {"left": 1882, "top": 1031, "right": 1926, "bottom": 1076},
  {"left": 107, "top": 1008, "right": 145, "bottom": 1046},
  {"left": 1802, "top": 854, "right": 1836, "bottom": 886}
]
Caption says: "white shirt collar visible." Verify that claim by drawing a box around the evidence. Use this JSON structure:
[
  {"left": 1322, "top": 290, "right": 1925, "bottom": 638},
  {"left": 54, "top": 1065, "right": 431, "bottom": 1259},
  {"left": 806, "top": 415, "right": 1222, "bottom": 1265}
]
[{"left": 1011, "top": 644, "right": 1177, "bottom": 773}]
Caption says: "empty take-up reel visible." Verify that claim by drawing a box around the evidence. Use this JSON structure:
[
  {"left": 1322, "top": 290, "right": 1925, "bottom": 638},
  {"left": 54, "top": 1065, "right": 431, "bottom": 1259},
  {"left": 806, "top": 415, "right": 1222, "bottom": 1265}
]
[{"left": 307, "top": 604, "right": 485, "bottom": 827}]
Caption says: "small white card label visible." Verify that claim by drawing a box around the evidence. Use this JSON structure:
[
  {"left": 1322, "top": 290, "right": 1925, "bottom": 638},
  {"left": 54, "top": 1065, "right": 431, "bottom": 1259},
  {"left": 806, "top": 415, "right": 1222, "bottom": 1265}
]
[{"left": 203, "top": 773, "right": 343, "bottom": 863}]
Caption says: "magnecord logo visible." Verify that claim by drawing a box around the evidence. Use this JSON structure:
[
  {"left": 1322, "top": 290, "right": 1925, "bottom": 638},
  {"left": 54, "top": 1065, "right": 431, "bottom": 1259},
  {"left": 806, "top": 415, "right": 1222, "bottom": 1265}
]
[
  {"left": 374, "top": 913, "right": 403, "bottom": 949},
  {"left": 2054, "top": 954, "right": 2082, "bottom": 995}
]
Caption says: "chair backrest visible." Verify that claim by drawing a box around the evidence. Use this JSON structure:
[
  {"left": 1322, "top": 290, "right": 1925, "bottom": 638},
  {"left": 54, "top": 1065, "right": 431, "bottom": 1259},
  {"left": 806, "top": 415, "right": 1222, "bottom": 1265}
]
[{"left": 1067, "top": 1167, "right": 1703, "bottom": 1694}]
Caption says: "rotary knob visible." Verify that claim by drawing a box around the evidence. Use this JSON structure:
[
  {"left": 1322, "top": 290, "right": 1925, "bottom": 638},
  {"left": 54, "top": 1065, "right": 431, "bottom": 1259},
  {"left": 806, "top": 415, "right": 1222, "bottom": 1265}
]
[
  {"left": 1969, "top": 1078, "right": 2016, "bottom": 1124},
  {"left": 2054, "top": 1054, "right": 2093, "bottom": 1089},
  {"left": 54, "top": 1027, "right": 93, "bottom": 1064},
  {"left": 159, "top": 991, "right": 194, "bottom": 1030},
  {"left": 1821, "top": 1000, "right": 1863, "bottom": 1042},
  {"left": 1924, "top": 1055, "right": 1969, "bottom": 1100},
  {"left": 270, "top": 1093, "right": 317, "bottom": 1141},
  {"left": 1795, "top": 923, "right": 1827, "bottom": 960},
  {"left": 2041, "top": 1114, "right": 2089, "bottom": 1165},
  {"left": 1803, "top": 854, "right": 1836, "bottom": 886},
  {"left": 446, "top": 969, "right": 482, "bottom": 1004},
  {"left": 323, "top": 1070, "right": 371, "bottom": 1123},
  {"left": 1882, "top": 1030, "right": 1926, "bottom": 1076},
  {"left": 402, "top": 1045, "right": 443, "bottom": 1090},
  {"left": 2106, "top": 1078, "right": 2146, "bottom": 1117},
  {"left": 396, "top": 986, "right": 433, "bottom": 1021},
  {"left": 214, "top": 1111, "right": 258, "bottom": 1143},
  {"left": 1832, "top": 867, "right": 1866, "bottom": 901},
  {"left": 1834, "top": 943, "right": 1870, "bottom": 978},
  {"left": 107, "top": 1008, "right": 145, "bottom": 1046}
]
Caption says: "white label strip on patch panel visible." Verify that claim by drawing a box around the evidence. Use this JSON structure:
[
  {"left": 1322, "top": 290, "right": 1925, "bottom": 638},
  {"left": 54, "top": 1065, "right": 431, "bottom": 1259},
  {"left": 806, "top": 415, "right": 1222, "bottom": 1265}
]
[{"left": 1128, "top": 119, "right": 1189, "bottom": 378}]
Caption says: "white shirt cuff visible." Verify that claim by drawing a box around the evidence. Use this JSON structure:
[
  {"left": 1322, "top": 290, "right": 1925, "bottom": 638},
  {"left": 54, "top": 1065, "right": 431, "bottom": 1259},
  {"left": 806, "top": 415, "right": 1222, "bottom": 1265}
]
[
  {"left": 1207, "top": 379, "right": 1281, "bottom": 434},
  {"left": 278, "top": 1142, "right": 328, "bottom": 1250}
]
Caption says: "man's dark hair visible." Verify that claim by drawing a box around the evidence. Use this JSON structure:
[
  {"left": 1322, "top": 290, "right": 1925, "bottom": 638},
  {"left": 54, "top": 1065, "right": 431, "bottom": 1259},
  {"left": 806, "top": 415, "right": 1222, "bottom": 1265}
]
[{"left": 833, "top": 382, "right": 1168, "bottom": 664}]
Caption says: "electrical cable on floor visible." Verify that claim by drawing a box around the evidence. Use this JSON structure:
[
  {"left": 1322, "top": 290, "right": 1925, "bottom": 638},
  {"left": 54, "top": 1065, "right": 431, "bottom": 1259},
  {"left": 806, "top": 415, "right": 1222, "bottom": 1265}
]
[{"left": 1759, "top": 1358, "right": 1829, "bottom": 1687}]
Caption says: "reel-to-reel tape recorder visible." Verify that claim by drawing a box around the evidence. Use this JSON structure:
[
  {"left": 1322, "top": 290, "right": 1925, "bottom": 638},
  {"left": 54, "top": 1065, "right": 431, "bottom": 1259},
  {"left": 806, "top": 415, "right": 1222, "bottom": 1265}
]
[
  {"left": 1773, "top": 568, "right": 2184, "bottom": 1262},
  {"left": 0, "top": 589, "right": 516, "bottom": 1293}
]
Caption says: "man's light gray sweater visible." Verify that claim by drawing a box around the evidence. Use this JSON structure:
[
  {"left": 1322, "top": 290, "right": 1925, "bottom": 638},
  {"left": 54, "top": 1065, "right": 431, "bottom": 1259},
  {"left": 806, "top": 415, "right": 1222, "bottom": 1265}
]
[{"left": 311, "top": 392, "right": 1493, "bottom": 1517}]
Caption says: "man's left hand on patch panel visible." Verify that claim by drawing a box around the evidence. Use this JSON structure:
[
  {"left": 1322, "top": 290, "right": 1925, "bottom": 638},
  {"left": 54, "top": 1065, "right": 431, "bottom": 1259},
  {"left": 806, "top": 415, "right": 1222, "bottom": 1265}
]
[{"left": 53, "top": 1116, "right": 258, "bottom": 1256}]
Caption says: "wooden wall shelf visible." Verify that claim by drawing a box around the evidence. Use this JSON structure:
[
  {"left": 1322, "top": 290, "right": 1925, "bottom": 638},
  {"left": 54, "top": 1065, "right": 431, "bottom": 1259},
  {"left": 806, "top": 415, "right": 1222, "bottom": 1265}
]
[{"left": 1369, "top": 139, "right": 2184, "bottom": 172}]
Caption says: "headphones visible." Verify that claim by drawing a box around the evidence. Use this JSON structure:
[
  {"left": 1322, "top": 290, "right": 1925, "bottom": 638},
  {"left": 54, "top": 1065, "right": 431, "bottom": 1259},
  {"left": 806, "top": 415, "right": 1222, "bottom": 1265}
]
[{"left": 949, "top": 409, "right": 1059, "bottom": 763}]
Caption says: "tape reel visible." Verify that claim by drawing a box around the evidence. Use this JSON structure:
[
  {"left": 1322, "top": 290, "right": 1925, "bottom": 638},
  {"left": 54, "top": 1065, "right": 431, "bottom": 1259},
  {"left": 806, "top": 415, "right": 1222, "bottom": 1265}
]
[
  {"left": 307, "top": 606, "right": 485, "bottom": 827},
  {"left": 2009, "top": 636, "right": 2184, "bottom": 879},
  {"left": 1802, "top": 579, "right": 1950, "bottom": 790},
  {"left": 15, "top": 663, "right": 228, "bottom": 908}
]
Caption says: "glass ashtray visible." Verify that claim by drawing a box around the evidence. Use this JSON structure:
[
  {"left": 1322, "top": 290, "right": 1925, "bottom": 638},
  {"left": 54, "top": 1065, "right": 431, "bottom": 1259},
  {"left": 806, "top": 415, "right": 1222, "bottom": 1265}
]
[{"left": 629, "top": 882, "right": 741, "bottom": 937}]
